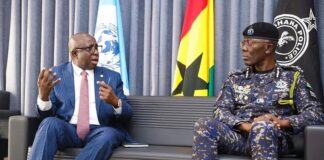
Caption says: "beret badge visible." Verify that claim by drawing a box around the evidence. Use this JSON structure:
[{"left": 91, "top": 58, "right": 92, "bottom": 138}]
[{"left": 247, "top": 28, "right": 254, "bottom": 36}]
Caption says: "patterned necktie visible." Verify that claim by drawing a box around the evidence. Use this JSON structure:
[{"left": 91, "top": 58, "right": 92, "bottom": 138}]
[{"left": 77, "top": 71, "right": 89, "bottom": 140}]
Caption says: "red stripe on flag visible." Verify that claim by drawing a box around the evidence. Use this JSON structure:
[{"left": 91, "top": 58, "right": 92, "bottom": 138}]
[{"left": 180, "top": 0, "right": 208, "bottom": 39}]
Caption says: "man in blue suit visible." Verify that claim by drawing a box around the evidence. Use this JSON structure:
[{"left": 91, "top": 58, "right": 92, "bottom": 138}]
[{"left": 30, "top": 32, "right": 133, "bottom": 160}]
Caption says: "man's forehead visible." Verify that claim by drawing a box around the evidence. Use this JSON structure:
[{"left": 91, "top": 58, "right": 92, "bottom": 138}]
[{"left": 71, "top": 35, "right": 96, "bottom": 46}]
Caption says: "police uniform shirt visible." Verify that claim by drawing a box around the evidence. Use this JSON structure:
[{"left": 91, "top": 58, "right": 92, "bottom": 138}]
[{"left": 213, "top": 65, "right": 324, "bottom": 134}]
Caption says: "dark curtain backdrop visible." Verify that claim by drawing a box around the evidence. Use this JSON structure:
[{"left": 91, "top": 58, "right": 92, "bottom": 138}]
[{"left": 0, "top": 0, "right": 324, "bottom": 116}]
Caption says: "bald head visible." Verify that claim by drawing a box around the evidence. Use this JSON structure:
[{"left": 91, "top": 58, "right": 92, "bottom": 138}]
[{"left": 68, "top": 32, "right": 95, "bottom": 53}]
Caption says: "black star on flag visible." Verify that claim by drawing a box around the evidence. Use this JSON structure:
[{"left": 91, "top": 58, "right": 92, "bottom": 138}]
[{"left": 172, "top": 54, "right": 208, "bottom": 96}]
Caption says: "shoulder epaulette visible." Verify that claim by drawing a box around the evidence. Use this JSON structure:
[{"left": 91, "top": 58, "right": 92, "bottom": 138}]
[
  {"left": 279, "top": 65, "right": 304, "bottom": 73},
  {"left": 228, "top": 67, "right": 251, "bottom": 78},
  {"left": 228, "top": 67, "right": 245, "bottom": 76}
]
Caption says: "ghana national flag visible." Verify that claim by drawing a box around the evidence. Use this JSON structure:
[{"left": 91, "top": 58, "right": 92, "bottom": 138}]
[{"left": 172, "top": 0, "right": 214, "bottom": 96}]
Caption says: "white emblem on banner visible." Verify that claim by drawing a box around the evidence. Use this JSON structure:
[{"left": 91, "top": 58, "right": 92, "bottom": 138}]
[{"left": 274, "top": 9, "right": 316, "bottom": 65}]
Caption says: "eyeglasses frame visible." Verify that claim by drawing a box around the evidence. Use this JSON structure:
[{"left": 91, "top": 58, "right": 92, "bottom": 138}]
[
  {"left": 240, "top": 39, "right": 275, "bottom": 48},
  {"left": 74, "top": 44, "right": 103, "bottom": 53}
]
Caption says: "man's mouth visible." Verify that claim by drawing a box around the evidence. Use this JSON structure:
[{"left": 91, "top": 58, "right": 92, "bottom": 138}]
[
  {"left": 91, "top": 59, "right": 98, "bottom": 65},
  {"left": 242, "top": 56, "right": 249, "bottom": 60}
]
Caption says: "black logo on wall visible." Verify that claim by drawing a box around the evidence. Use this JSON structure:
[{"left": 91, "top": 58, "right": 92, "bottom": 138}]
[{"left": 274, "top": 9, "right": 317, "bottom": 65}]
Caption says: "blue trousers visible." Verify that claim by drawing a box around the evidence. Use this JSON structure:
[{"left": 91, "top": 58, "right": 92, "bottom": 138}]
[
  {"left": 29, "top": 117, "right": 124, "bottom": 160},
  {"left": 192, "top": 117, "right": 291, "bottom": 160}
]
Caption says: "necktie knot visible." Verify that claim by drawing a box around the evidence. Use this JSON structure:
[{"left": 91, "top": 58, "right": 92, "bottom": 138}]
[{"left": 82, "top": 70, "right": 88, "bottom": 77}]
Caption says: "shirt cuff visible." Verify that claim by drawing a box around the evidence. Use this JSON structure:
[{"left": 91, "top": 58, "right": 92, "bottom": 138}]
[
  {"left": 37, "top": 97, "right": 52, "bottom": 111},
  {"left": 113, "top": 99, "right": 122, "bottom": 115}
]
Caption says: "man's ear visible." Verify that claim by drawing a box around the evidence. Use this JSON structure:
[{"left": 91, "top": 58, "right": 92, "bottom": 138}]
[
  {"left": 265, "top": 43, "right": 274, "bottom": 54},
  {"left": 70, "top": 50, "right": 78, "bottom": 58}
]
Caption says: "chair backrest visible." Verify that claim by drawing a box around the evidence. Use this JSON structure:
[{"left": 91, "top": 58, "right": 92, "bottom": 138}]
[
  {"left": 127, "top": 96, "right": 215, "bottom": 147},
  {"left": 0, "top": 91, "right": 10, "bottom": 110}
]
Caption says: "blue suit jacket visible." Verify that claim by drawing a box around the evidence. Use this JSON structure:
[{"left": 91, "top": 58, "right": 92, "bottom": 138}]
[{"left": 37, "top": 62, "right": 133, "bottom": 141}]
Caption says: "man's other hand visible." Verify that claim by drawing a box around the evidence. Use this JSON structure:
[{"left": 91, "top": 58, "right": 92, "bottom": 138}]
[
  {"left": 238, "top": 122, "right": 252, "bottom": 133},
  {"left": 37, "top": 67, "right": 61, "bottom": 101},
  {"left": 253, "top": 114, "right": 291, "bottom": 129}
]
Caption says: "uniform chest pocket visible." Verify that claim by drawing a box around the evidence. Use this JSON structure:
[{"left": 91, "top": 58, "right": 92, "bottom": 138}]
[{"left": 271, "top": 81, "right": 290, "bottom": 102}]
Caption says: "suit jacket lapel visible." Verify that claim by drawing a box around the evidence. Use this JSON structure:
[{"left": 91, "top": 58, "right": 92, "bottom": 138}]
[
  {"left": 63, "top": 62, "right": 75, "bottom": 108},
  {"left": 94, "top": 67, "right": 102, "bottom": 112}
]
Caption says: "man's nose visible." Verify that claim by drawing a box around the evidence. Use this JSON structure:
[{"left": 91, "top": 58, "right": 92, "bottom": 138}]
[
  {"left": 241, "top": 45, "right": 248, "bottom": 52},
  {"left": 240, "top": 42, "right": 248, "bottom": 50},
  {"left": 93, "top": 49, "right": 99, "bottom": 55}
]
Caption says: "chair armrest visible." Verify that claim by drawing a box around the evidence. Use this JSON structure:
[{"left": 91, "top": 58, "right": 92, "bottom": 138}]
[
  {"left": 8, "top": 115, "right": 40, "bottom": 160},
  {"left": 304, "top": 125, "right": 324, "bottom": 160}
]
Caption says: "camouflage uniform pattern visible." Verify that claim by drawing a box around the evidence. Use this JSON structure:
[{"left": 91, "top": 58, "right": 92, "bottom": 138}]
[{"left": 193, "top": 65, "right": 324, "bottom": 160}]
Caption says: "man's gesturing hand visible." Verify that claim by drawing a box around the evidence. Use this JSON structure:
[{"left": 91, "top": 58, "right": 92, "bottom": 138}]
[
  {"left": 37, "top": 68, "right": 61, "bottom": 101},
  {"left": 98, "top": 81, "right": 119, "bottom": 108}
]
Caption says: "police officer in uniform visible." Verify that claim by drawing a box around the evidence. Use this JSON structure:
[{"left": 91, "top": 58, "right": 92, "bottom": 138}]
[{"left": 192, "top": 22, "right": 324, "bottom": 160}]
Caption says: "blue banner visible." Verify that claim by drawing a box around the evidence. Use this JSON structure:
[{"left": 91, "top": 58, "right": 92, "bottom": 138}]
[{"left": 95, "top": 0, "right": 130, "bottom": 95}]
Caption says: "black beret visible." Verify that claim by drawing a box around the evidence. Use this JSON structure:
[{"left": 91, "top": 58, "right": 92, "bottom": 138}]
[{"left": 242, "top": 22, "right": 279, "bottom": 41}]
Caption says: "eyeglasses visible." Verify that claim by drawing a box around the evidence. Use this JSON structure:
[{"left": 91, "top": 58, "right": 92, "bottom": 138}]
[
  {"left": 240, "top": 39, "right": 272, "bottom": 48},
  {"left": 74, "top": 44, "right": 103, "bottom": 53}
]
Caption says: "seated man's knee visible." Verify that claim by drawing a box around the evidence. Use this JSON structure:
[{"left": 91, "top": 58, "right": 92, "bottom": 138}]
[
  {"left": 194, "top": 117, "right": 214, "bottom": 130},
  {"left": 40, "top": 117, "right": 60, "bottom": 127},
  {"left": 39, "top": 117, "right": 63, "bottom": 132},
  {"left": 194, "top": 117, "right": 223, "bottom": 134},
  {"left": 95, "top": 128, "right": 122, "bottom": 145}
]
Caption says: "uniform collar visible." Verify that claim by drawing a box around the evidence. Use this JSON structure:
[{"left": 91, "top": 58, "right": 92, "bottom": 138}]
[{"left": 245, "top": 64, "right": 280, "bottom": 79}]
